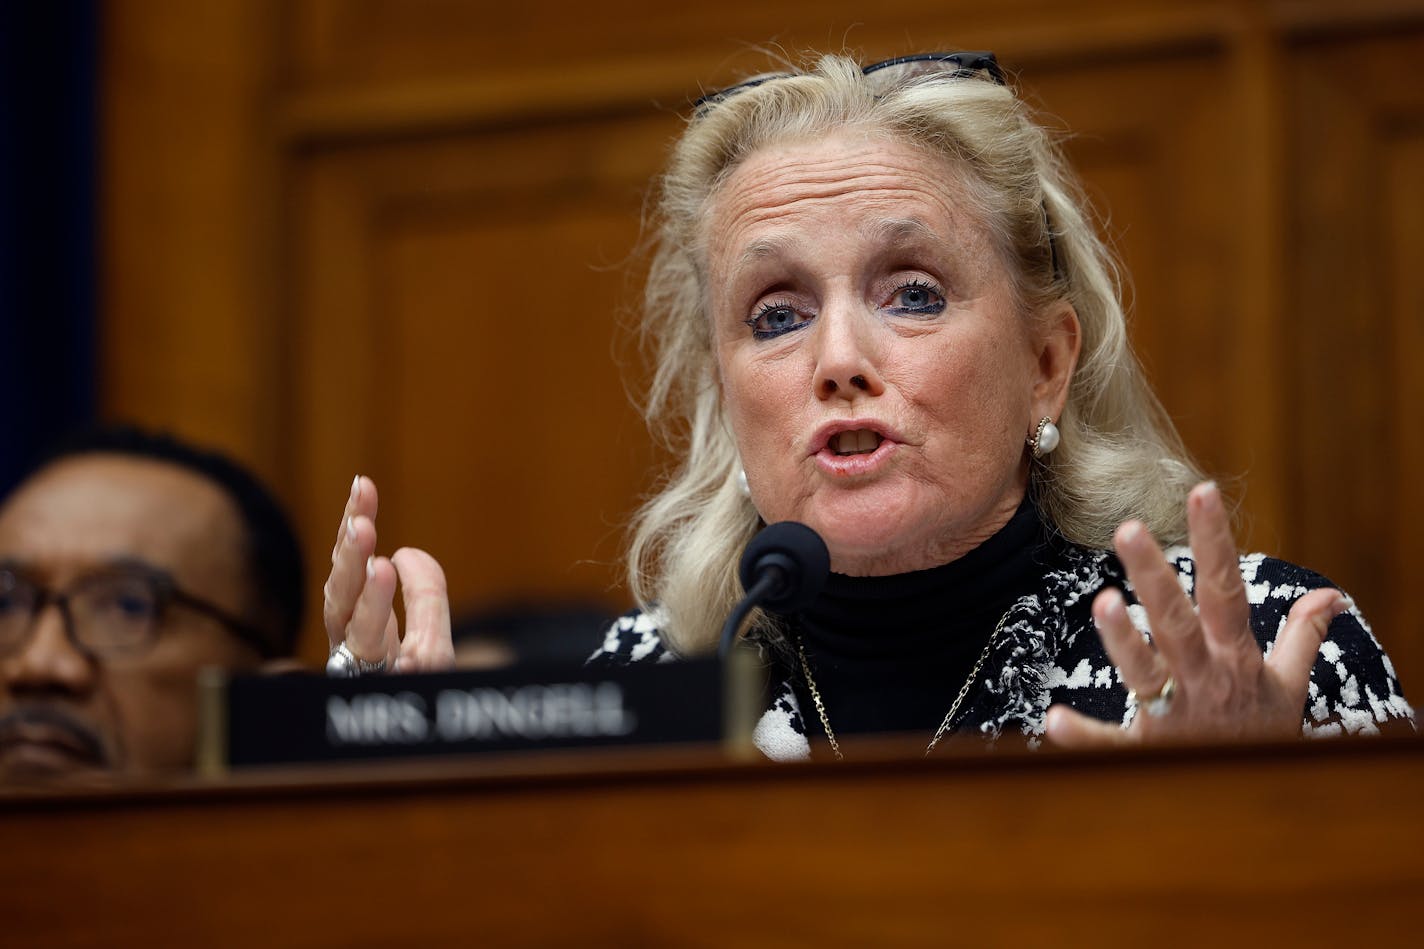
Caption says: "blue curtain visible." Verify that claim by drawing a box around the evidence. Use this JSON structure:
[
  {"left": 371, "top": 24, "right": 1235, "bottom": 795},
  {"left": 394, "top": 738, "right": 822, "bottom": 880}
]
[{"left": 0, "top": 0, "right": 98, "bottom": 495}]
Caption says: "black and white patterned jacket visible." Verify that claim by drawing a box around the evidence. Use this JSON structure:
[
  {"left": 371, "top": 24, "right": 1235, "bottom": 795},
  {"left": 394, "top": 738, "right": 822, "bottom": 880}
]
[{"left": 589, "top": 544, "right": 1414, "bottom": 760}]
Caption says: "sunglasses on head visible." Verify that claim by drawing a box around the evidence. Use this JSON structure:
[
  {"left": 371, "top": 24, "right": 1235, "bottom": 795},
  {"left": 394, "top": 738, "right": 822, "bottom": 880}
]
[{"left": 692, "top": 51, "right": 1005, "bottom": 117}]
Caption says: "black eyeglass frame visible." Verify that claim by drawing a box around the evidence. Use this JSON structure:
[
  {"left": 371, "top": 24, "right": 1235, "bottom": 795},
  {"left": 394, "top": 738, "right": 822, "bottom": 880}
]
[
  {"left": 0, "top": 563, "right": 272, "bottom": 660},
  {"left": 692, "top": 51, "right": 1006, "bottom": 116}
]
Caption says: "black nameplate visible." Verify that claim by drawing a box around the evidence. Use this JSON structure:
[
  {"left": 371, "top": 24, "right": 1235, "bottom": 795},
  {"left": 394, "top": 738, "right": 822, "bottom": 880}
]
[{"left": 216, "top": 659, "right": 731, "bottom": 768}]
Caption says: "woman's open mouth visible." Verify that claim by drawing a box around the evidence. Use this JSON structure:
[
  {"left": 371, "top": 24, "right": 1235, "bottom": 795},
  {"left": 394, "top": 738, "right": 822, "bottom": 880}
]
[
  {"left": 812, "top": 422, "right": 900, "bottom": 477},
  {"left": 829, "top": 429, "right": 883, "bottom": 455}
]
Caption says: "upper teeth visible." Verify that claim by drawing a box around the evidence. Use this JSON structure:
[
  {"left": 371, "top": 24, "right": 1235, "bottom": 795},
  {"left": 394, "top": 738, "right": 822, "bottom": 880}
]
[{"left": 830, "top": 430, "right": 882, "bottom": 455}]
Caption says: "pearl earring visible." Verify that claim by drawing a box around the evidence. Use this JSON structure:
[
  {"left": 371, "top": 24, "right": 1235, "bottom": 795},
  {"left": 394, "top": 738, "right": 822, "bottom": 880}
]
[
  {"left": 735, "top": 468, "right": 751, "bottom": 498},
  {"left": 1029, "top": 417, "right": 1060, "bottom": 458}
]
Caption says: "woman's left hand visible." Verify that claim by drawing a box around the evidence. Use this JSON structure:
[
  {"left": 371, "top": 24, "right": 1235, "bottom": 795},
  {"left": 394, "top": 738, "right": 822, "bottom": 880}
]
[{"left": 1044, "top": 481, "right": 1347, "bottom": 747}]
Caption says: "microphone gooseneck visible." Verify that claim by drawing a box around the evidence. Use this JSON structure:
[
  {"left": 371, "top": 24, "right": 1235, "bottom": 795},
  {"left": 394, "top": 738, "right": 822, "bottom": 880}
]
[{"left": 718, "top": 521, "right": 831, "bottom": 658}]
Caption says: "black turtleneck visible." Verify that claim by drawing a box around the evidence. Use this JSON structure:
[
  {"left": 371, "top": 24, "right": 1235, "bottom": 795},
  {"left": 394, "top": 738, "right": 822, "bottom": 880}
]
[{"left": 788, "top": 498, "right": 1060, "bottom": 743}]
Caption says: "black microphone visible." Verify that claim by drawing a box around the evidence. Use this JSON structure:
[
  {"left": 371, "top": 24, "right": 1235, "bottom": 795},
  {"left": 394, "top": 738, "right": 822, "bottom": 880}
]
[{"left": 718, "top": 521, "right": 831, "bottom": 658}]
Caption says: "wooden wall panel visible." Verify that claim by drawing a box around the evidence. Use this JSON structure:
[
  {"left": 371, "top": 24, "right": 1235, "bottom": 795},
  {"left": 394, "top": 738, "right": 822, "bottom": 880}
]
[
  {"left": 273, "top": 2, "right": 1264, "bottom": 144},
  {"left": 102, "top": 0, "right": 286, "bottom": 482},
  {"left": 99, "top": 0, "right": 1424, "bottom": 684},
  {"left": 1013, "top": 50, "right": 1284, "bottom": 536},
  {"left": 1385, "top": 137, "right": 1424, "bottom": 689},
  {"left": 1290, "top": 29, "right": 1424, "bottom": 688},
  {"left": 279, "top": 0, "right": 1247, "bottom": 94},
  {"left": 288, "top": 118, "right": 674, "bottom": 659}
]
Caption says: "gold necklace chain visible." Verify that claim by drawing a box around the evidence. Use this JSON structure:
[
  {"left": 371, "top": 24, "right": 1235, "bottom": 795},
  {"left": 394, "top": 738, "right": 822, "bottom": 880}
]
[{"left": 793, "top": 610, "right": 1011, "bottom": 761}]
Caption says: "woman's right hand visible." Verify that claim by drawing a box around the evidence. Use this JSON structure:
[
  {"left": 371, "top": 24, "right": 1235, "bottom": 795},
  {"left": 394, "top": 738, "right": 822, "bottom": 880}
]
[{"left": 322, "top": 475, "right": 455, "bottom": 673}]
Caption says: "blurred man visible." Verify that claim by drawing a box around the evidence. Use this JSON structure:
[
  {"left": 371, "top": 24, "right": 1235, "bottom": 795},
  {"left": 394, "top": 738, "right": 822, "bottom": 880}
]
[{"left": 0, "top": 426, "right": 304, "bottom": 781}]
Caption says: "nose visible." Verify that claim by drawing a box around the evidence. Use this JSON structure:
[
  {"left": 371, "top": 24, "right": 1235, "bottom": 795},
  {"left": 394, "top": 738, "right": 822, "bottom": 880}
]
[
  {"left": 2, "top": 603, "right": 96, "bottom": 697},
  {"left": 811, "top": 302, "right": 886, "bottom": 401}
]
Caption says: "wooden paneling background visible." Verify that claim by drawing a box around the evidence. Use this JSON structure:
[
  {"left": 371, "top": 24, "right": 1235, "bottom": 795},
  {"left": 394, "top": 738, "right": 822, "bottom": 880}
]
[{"left": 101, "top": 0, "right": 1424, "bottom": 684}]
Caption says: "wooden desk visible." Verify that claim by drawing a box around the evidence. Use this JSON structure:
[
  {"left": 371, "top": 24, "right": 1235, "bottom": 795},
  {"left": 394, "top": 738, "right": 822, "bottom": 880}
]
[{"left": 3, "top": 737, "right": 1421, "bottom": 946}]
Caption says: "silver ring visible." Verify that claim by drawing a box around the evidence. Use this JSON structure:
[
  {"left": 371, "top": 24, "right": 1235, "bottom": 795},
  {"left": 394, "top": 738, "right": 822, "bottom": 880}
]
[
  {"left": 325, "top": 641, "right": 387, "bottom": 677},
  {"left": 1128, "top": 675, "right": 1176, "bottom": 718}
]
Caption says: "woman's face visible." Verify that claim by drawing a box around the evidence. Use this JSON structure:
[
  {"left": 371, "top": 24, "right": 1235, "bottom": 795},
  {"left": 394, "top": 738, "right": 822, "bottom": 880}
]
[{"left": 706, "top": 130, "right": 1077, "bottom": 575}]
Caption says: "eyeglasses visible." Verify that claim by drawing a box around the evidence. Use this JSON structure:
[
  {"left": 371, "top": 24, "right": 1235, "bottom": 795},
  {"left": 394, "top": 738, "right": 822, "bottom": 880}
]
[
  {"left": 0, "top": 563, "right": 268, "bottom": 660},
  {"left": 693, "top": 51, "right": 1006, "bottom": 117}
]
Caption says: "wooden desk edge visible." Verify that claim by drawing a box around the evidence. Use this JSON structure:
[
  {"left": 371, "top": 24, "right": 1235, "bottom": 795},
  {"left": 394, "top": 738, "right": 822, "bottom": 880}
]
[{"left": 3, "top": 730, "right": 1421, "bottom": 811}]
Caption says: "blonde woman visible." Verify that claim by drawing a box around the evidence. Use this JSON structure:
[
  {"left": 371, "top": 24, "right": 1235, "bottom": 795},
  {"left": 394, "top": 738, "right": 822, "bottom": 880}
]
[{"left": 322, "top": 52, "right": 1411, "bottom": 759}]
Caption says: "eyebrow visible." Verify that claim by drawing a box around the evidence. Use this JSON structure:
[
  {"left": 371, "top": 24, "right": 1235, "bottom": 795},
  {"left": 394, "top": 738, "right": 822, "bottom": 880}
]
[
  {"left": 737, "top": 236, "right": 793, "bottom": 266},
  {"left": 867, "top": 217, "right": 951, "bottom": 250},
  {"left": 0, "top": 556, "right": 171, "bottom": 582},
  {"left": 104, "top": 555, "right": 168, "bottom": 576}
]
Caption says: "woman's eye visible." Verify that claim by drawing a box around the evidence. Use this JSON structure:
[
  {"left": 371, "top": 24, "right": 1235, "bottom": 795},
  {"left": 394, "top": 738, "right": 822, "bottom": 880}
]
[
  {"left": 887, "top": 282, "right": 945, "bottom": 315},
  {"left": 745, "top": 303, "right": 811, "bottom": 339}
]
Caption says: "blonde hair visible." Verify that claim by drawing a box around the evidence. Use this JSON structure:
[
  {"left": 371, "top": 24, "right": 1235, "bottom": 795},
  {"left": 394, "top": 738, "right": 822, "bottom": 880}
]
[{"left": 627, "top": 53, "right": 1203, "bottom": 655}]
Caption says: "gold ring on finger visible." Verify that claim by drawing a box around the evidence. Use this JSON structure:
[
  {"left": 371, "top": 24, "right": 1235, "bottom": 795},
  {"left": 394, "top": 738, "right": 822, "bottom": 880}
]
[{"left": 1128, "top": 674, "right": 1176, "bottom": 718}]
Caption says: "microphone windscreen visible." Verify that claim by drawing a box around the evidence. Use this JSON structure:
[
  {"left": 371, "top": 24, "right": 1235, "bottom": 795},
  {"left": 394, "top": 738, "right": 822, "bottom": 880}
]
[{"left": 739, "top": 521, "right": 830, "bottom": 614}]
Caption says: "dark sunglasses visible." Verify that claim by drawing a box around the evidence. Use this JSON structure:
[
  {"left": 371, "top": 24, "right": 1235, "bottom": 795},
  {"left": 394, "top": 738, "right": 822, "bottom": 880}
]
[{"left": 693, "top": 51, "right": 1005, "bottom": 116}]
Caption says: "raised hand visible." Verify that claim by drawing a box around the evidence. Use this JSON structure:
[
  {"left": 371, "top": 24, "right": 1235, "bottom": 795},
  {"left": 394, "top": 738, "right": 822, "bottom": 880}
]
[
  {"left": 1045, "top": 481, "right": 1346, "bottom": 747},
  {"left": 322, "top": 475, "right": 455, "bottom": 674}
]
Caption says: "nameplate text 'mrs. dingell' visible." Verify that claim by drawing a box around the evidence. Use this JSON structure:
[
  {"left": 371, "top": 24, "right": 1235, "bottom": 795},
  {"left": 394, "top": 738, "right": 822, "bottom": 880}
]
[{"left": 217, "top": 660, "right": 725, "bottom": 767}]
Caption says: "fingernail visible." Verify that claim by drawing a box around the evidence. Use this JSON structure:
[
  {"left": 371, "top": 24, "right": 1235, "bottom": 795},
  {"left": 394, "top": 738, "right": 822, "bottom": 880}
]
[
  {"left": 1331, "top": 592, "right": 1353, "bottom": 616},
  {"left": 1117, "top": 521, "right": 1142, "bottom": 545},
  {"left": 1044, "top": 706, "right": 1065, "bottom": 739},
  {"left": 351, "top": 475, "right": 361, "bottom": 501},
  {"left": 1109, "top": 590, "right": 1126, "bottom": 618},
  {"left": 366, "top": 555, "right": 376, "bottom": 580},
  {"left": 1094, "top": 589, "right": 1124, "bottom": 628}
]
